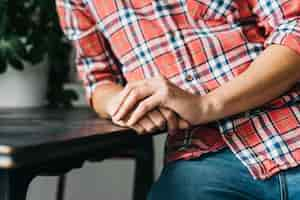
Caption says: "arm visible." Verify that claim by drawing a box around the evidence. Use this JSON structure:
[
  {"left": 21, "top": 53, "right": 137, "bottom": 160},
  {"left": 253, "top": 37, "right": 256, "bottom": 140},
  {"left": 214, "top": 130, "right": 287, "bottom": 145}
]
[
  {"left": 202, "top": 45, "right": 300, "bottom": 123},
  {"left": 113, "top": 45, "right": 300, "bottom": 125},
  {"left": 55, "top": 0, "right": 189, "bottom": 132},
  {"left": 56, "top": 0, "right": 125, "bottom": 118},
  {"left": 113, "top": 0, "right": 300, "bottom": 125},
  {"left": 93, "top": 83, "right": 123, "bottom": 119},
  {"left": 200, "top": 0, "right": 300, "bottom": 123},
  {"left": 112, "top": 45, "right": 300, "bottom": 125}
]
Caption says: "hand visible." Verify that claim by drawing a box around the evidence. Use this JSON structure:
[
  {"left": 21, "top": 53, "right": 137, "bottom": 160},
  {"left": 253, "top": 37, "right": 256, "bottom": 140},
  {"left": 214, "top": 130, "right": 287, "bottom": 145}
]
[
  {"left": 121, "top": 107, "right": 190, "bottom": 134},
  {"left": 106, "top": 85, "right": 190, "bottom": 134},
  {"left": 112, "top": 75, "right": 204, "bottom": 126}
]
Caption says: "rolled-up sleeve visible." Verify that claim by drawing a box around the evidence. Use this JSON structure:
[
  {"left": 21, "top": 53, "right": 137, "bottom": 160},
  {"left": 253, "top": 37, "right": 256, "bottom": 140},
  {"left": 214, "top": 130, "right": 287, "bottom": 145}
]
[
  {"left": 249, "top": 0, "right": 300, "bottom": 55},
  {"left": 56, "top": 0, "right": 124, "bottom": 107}
]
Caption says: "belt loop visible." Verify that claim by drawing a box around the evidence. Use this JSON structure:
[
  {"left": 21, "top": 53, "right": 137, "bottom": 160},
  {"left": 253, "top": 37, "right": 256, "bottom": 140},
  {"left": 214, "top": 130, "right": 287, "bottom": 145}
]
[{"left": 278, "top": 172, "right": 288, "bottom": 200}]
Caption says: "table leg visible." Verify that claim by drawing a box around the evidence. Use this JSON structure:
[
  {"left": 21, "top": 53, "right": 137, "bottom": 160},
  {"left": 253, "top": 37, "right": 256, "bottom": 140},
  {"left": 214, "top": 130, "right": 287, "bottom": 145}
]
[
  {"left": 133, "top": 138, "right": 154, "bottom": 200},
  {"left": 0, "top": 170, "right": 33, "bottom": 200},
  {"left": 56, "top": 174, "right": 67, "bottom": 200}
]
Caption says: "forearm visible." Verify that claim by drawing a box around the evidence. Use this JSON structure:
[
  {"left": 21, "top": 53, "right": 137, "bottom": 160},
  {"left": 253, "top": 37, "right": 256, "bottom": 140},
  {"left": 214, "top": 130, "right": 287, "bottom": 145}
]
[
  {"left": 200, "top": 45, "right": 300, "bottom": 123},
  {"left": 92, "top": 82, "right": 123, "bottom": 119}
]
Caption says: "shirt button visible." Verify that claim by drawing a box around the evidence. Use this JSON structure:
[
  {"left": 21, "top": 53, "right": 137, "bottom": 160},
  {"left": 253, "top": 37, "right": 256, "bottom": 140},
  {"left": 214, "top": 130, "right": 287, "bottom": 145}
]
[{"left": 185, "top": 74, "right": 194, "bottom": 82}]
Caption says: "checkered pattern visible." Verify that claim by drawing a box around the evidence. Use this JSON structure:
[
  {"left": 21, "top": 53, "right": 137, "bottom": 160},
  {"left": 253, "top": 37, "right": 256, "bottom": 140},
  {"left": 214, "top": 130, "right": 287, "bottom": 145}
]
[{"left": 56, "top": 0, "right": 300, "bottom": 180}]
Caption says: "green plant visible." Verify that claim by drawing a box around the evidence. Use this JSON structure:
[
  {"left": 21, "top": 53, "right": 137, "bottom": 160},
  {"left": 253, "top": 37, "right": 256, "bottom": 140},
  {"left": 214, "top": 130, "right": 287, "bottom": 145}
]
[{"left": 0, "top": 0, "right": 77, "bottom": 107}]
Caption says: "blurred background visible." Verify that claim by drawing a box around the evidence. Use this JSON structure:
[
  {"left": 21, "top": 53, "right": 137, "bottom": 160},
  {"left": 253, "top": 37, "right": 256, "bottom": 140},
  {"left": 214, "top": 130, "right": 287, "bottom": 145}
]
[{"left": 0, "top": 1, "right": 166, "bottom": 199}]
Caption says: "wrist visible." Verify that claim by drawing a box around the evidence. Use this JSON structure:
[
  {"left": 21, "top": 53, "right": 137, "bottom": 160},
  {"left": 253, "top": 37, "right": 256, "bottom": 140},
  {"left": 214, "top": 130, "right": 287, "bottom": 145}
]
[
  {"left": 93, "top": 83, "right": 123, "bottom": 119},
  {"left": 104, "top": 91, "right": 121, "bottom": 118},
  {"left": 197, "top": 91, "right": 225, "bottom": 124}
]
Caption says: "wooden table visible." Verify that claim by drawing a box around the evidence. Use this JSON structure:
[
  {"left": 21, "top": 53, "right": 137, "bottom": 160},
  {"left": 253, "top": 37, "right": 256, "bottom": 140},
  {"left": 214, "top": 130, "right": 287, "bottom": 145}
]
[{"left": 0, "top": 107, "right": 157, "bottom": 200}]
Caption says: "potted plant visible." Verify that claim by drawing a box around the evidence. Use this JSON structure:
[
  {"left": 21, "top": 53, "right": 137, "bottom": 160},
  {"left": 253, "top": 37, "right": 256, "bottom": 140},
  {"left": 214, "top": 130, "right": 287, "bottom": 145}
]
[{"left": 0, "top": 0, "right": 77, "bottom": 108}]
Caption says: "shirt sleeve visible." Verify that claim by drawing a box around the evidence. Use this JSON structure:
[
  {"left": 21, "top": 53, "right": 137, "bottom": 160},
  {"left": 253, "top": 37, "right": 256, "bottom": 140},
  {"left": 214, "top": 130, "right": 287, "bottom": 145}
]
[
  {"left": 55, "top": 0, "right": 124, "bottom": 107},
  {"left": 248, "top": 0, "right": 300, "bottom": 56}
]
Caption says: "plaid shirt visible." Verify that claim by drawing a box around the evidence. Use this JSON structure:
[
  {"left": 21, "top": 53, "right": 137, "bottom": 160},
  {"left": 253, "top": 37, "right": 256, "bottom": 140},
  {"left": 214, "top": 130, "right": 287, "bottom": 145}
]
[{"left": 56, "top": 0, "right": 300, "bottom": 179}]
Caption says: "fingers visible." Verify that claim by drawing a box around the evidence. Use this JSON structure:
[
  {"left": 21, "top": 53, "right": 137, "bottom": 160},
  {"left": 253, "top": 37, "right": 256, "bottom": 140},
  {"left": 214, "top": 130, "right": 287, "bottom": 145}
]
[
  {"left": 130, "top": 110, "right": 169, "bottom": 134},
  {"left": 114, "top": 85, "right": 153, "bottom": 121},
  {"left": 139, "top": 117, "right": 158, "bottom": 133},
  {"left": 112, "top": 119, "right": 127, "bottom": 127},
  {"left": 129, "top": 109, "right": 190, "bottom": 134},
  {"left": 131, "top": 123, "right": 145, "bottom": 134},
  {"left": 147, "top": 110, "right": 167, "bottom": 131},
  {"left": 159, "top": 108, "right": 178, "bottom": 131},
  {"left": 117, "top": 112, "right": 147, "bottom": 134},
  {"left": 131, "top": 116, "right": 159, "bottom": 135},
  {"left": 111, "top": 82, "right": 139, "bottom": 116},
  {"left": 112, "top": 107, "right": 190, "bottom": 133},
  {"left": 159, "top": 108, "right": 191, "bottom": 130},
  {"left": 127, "top": 94, "right": 162, "bottom": 126}
]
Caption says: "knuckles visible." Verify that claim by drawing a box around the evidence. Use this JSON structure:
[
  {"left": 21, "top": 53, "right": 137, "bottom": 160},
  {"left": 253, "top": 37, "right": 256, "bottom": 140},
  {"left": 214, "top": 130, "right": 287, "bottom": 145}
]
[
  {"left": 139, "top": 102, "right": 150, "bottom": 112},
  {"left": 164, "top": 110, "right": 174, "bottom": 120},
  {"left": 131, "top": 89, "right": 140, "bottom": 99}
]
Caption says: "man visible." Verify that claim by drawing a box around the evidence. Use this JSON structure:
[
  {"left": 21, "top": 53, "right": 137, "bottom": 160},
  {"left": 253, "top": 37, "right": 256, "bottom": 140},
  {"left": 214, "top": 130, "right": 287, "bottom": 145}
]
[{"left": 56, "top": 0, "right": 300, "bottom": 199}]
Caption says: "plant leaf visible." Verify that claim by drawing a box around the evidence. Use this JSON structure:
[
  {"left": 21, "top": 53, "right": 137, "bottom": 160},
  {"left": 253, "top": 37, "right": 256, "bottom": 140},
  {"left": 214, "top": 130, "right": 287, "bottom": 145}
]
[
  {"left": 0, "top": 52, "right": 7, "bottom": 73},
  {"left": 8, "top": 57, "right": 24, "bottom": 71}
]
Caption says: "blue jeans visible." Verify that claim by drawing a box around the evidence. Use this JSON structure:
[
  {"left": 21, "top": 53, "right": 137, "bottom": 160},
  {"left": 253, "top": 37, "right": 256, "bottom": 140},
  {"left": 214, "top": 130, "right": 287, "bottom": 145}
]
[{"left": 147, "top": 148, "right": 300, "bottom": 200}]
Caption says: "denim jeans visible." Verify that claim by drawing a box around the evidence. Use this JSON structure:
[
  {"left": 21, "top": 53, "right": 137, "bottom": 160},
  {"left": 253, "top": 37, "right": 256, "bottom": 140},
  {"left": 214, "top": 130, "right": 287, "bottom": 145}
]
[{"left": 147, "top": 148, "right": 300, "bottom": 200}]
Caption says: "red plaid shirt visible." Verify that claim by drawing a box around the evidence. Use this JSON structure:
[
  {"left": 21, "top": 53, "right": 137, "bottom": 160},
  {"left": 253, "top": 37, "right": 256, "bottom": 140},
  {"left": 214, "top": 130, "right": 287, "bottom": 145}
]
[{"left": 56, "top": 0, "right": 300, "bottom": 179}]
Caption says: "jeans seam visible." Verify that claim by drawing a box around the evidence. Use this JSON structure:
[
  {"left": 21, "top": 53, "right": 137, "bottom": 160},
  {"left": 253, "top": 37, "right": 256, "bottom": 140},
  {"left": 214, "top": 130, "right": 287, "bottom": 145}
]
[{"left": 278, "top": 173, "right": 288, "bottom": 200}]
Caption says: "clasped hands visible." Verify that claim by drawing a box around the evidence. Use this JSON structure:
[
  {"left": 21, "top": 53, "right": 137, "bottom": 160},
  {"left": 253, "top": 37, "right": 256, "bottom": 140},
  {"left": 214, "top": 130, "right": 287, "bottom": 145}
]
[{"left": 106, "top": 75, "right": 206, "bottom": 134}]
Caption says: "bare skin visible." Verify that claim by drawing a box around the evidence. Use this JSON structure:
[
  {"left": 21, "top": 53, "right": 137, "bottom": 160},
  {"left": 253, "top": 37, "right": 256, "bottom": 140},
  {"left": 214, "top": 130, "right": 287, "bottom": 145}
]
[
  {"left": 111, "top": 45, "right": 300, "bottom": 128},
  {"left": 92, "top": 82, "right": 190, "bottom": 134}
]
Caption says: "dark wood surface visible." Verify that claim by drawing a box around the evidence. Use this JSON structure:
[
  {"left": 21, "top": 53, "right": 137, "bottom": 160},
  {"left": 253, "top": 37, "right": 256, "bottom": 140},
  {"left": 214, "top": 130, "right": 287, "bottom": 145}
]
[
  {"left": 0, "top": 107, "right": 159, "bottom": 169},
  {"left": 0, "top": 107, "right": 156, "bottom": 200}
]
